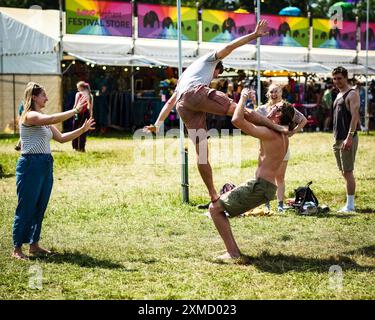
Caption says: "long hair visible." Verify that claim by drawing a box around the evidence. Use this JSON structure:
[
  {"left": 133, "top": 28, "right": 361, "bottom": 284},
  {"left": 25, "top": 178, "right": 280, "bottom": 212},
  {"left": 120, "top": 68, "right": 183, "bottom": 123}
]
[
  {"left": 77, "top": 81, "right": 91, "bottom": 93},
  {"left": 21, "top": 82, "right": 44, "bottom": 123},
  {"left": 265, "top": 84, "right": 283, "bottom": 107}
]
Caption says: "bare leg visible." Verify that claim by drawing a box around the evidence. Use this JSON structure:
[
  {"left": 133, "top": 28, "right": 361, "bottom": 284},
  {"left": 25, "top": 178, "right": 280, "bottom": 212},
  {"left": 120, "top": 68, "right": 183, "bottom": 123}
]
[
  {"left": 276, "top": 161, "right": 288, "bottom": 203},
  {"left": 209, "top": 201, "right": 241, "bottom": 258},
  {"left": 343, "top": 171, "right": 356, "bottom": 196},
  {"left": 195, "top": 140, "right": 219, "bottom": 202},
  {"left": 227, "top": 102, "right": 287, "bottom": 133}
]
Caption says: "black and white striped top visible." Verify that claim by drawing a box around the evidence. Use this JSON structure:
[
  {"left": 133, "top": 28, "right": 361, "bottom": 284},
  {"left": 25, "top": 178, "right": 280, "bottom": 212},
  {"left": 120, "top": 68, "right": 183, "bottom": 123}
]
[{"left": 20, "top": 123, "right": 52, "bottom": 154}]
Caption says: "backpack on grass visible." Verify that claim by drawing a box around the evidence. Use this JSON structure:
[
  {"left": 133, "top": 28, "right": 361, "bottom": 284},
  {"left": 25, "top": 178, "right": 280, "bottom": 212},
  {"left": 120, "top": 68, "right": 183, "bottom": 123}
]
[{"left": 292, "top": 181, "right": 319, "bottom": 213}]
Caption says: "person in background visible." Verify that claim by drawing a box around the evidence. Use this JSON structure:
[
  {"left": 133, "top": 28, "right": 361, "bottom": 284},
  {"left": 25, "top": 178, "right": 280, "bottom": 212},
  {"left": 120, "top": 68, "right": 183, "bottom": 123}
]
[
  {"left": 321, "top": 83, "right": 334, "bottom": 132},
  {"left": 331, "top": 66, "right": 360, "bottom": 213},
  {"left": 252, "top": 83, "right": 307, "bottom": 212},
  {"left": 12, "top": 82, "right": 95, "bottom": 260},
  {"left": 72, "top": 81, "right": 93, "bottom": 152}
]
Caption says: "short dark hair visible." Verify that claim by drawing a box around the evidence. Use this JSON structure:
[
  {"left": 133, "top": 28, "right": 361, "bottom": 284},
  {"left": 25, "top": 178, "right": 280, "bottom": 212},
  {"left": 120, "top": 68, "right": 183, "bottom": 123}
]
[
  {"left": 332, "top": 66, "right": 348, "bottom": 78},
  {"left": 215, "top": 61, "right": 224, "bottom": 74},
  {"left": 278, "top": 103, "right": 295, "bottom": 131}
]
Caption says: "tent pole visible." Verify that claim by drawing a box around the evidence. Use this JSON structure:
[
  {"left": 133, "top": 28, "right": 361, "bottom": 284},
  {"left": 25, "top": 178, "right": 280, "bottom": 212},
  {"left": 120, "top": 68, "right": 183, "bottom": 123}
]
[
  {"left": 177, "top": 0, "right": 189, "bottom": 203},
  {"left": 58, "top": 0, "right": 63, "bottom": 75},
  {"left": 256, "top": 0, "right": 261, "bottom": 105},
  {"left": 364, "top": 0, "right": 370, "bottom": 133},
  {"left": 13, "top": 74, "right": 16, "bottom": 134}
]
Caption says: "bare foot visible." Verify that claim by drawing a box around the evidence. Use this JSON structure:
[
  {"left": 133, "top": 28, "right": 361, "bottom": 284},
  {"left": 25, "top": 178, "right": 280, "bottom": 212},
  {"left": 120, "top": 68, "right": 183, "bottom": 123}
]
[
  {"left": 12, "top": 249, "right": 29, "bottom": 260},
  {"left": 216, "top": 252, "right": 241, "bottom": 260},
  {"left": 29, "top": 245, "right": 52, "bottom": 256}
]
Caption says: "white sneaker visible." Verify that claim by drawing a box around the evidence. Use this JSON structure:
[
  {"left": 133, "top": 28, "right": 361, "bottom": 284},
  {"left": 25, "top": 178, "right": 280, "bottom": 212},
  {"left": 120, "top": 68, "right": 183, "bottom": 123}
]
[
  {"left": 337, "top": 206, "right": 355, "bottom": 213},
  {"left": 277, "top": 206, "right": 284, "bottom": 213}
]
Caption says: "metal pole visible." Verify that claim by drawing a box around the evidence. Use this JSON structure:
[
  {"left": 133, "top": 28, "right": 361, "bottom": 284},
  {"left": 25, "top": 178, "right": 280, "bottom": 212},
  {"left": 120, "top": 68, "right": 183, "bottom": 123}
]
[
  {"left": 177, "top": 0, "right": 189, "bottom": 203},
  {"left": 13, "top": 74, "right": 16, "bottom": 134},
  {"left": 256, "top": 0, "right": 261, "bottom": 105},
  {"left": 0, "top": 11, "right": 3, "bottom": 74},
  {"left": 364, "top": 0, "right": 370, "bottom": 133},
  {"left": 307, "top": 8, "right": 312, "bottom": 63},
  {"left": 58, "top": 0, "right": 63, "bottom": 74}
]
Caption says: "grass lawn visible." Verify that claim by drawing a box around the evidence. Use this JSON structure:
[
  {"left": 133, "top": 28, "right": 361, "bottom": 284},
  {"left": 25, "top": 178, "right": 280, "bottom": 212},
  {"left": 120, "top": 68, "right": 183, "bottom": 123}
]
[{"left": 0, "top": 131, "right": 374, "bottom": 299}]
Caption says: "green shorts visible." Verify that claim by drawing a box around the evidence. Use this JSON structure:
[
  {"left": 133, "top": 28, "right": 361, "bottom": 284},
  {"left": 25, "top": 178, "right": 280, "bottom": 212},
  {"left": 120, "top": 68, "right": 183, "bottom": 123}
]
[
  {"left": 219, "top": 178, "right": 277, "bottom": 217},
  {"left": 333, "top": 135, "right": 358, "bottom": 172}
]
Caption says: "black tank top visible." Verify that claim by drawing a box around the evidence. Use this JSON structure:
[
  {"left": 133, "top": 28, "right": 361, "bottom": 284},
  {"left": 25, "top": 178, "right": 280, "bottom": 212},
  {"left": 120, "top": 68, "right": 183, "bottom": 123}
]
[{"left": 333, "top": 89, "right": 357, "bottom": 140}]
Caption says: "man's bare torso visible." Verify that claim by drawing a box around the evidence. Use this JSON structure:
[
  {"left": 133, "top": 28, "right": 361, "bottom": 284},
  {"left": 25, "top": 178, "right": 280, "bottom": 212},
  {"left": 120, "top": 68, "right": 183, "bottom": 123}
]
[{"left": 257, "top": 130, "right": 288, "bottom": 185}]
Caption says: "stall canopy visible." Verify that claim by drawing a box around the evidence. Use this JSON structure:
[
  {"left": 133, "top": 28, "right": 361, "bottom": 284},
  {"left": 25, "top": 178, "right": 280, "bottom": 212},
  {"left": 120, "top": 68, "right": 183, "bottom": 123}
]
[
  {"left": 1, "top": 7, "right": 375, "bottom": 74},
  {"left": 0, "top": 7, "right": 60, "bottom": 74}
]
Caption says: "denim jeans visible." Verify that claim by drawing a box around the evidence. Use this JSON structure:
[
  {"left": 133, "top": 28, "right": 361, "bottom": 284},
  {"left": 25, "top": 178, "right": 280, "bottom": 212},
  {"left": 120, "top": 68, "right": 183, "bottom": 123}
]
[{"left": 12, "top": 154, "right": 53, "bottom": 248}]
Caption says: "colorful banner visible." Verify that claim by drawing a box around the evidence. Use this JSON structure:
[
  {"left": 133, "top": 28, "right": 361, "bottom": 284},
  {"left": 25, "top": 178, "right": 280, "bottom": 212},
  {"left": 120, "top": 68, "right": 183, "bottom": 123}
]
[
  {"left": 313, "top": 19, "right": 357, "bottom": 49},
  {"left": 260, "top": 15, "right": 309, "bottom": 47},
  {"left": 138, "top": 4, "right": 197, "bottom": 41},
  {"left": 65, "top": 0, "right": 132, "bottom": 37},
  {"left": 202, "top": 10, "right": 255, "bottom": 43},
  {"left": 360, "top": 22, "right": 375, "bottom": 50}
]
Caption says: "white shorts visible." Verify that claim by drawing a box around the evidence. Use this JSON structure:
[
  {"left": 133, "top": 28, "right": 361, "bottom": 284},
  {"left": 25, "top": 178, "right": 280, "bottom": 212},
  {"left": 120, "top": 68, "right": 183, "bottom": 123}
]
[{"left": 283, "top": 146, "right": 290, "bottom": 161}]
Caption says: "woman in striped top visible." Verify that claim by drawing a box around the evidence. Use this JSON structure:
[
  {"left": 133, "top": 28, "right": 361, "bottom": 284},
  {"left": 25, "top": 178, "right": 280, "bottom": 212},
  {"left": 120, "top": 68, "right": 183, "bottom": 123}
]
[{"left": 12, "top": 82, "right": 95, "bottom": 260}]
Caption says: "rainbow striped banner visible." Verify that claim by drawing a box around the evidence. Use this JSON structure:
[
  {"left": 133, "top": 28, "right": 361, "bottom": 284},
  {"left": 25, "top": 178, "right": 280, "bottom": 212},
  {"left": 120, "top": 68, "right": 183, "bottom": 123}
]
[
  {"left": 65, "top": 0, "right": 132, "bottom": 37},
  {"left": 360, "top": 22, "right": 375, "bottom": 50},
  {"left": 260, "top": 15, "right": 309, "bottom": 47},
  {"left": 138, "top": 4, "right": 197, "bottom": 41},
  {"left": 313, "top": 19, "right": 356, "bottom": 49},
  {"left": 202, "top": 10, "right": 255, "bottom": 43}
]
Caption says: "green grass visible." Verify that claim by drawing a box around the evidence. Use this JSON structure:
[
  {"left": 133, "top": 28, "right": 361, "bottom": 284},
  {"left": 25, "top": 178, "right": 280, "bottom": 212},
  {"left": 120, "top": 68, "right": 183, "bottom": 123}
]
[{"left": 0, "top": 132, "right": 374, "bottom": 299}]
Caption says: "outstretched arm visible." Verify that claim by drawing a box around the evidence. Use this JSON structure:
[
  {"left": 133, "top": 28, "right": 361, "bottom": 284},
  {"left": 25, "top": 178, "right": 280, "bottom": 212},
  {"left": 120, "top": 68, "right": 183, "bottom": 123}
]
[
  {"left": 50, "top": 118, "right": 95, "bottom": 143},
  {"left": 216, "top": 20, "right": 268, "bottom": 60},
  {"left": 143, "top": 92, "right": 177, "bottom": 133}
]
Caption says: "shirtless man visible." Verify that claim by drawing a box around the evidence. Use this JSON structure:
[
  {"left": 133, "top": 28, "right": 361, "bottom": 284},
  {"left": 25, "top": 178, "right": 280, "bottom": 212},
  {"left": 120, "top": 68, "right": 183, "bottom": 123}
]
[
  {"left": 208, "top": 88, "right": 295, "bottom": 260},
  {"left": 144, "top": 20, "right": 287, "bottom": 205}
]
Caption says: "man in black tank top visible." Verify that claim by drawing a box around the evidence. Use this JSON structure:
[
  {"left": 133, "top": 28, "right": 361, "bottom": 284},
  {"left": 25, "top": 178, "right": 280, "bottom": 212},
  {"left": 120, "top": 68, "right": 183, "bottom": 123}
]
[{"left": 332, "top": 67, "right": 360, "bottom": 213}]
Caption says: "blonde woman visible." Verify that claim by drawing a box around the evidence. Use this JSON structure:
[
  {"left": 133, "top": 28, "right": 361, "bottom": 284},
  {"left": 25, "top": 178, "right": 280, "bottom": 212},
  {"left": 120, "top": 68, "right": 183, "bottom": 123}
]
[
  {"left": 72, "top": 81, "right": 93, "bottom": 152},
  {"left": 12, "top": 82, "right": 95, "bottom": 260},
  {"left": 253, "top": 84, "right": 307, "bottom": 212}
]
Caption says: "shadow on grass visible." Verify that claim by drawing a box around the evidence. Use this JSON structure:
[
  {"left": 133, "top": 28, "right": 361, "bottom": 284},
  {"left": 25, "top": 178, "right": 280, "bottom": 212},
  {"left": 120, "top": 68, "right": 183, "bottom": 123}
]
[
  {"left": 345, "top": 245, "right": 375, "bottom": 258},
  {"left": 213, "top": 251, "right": 375, "bottom": 274},
  {"left": 355, "top": 208, "right": 375, "bottom": 214},
  {"left": 33, "top": 250, "right": 129, "bottom": 270},
  {"left": 0, "top": 173, "right": 15, "bottom": 179}
]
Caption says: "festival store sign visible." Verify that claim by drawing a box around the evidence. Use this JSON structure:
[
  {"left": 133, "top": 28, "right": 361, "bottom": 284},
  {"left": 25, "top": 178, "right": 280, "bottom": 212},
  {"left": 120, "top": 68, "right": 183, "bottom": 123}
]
[
  {"left": 202, "top": 9, "right": 255, "bottom": 43},
  {"left": 260, "top": 15, "right": 309, "bottom": 47},
  {"left": 313, "top": 19, "right": 357, "bottom": 49},
  {"left": 360, "top": 22, "right": 375, "bottom": 50},
  {"left": 65, "top": 0, "right": 132, "bottom": 36},
  {"left": 138, "top": 4, "right": 197, "bottom": 41}
]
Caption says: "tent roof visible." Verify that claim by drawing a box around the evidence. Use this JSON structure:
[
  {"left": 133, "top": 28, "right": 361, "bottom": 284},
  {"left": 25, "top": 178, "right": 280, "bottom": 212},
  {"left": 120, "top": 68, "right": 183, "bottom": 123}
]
[{"left": 0, "top": 7, "right": 59, "bottom": 74}]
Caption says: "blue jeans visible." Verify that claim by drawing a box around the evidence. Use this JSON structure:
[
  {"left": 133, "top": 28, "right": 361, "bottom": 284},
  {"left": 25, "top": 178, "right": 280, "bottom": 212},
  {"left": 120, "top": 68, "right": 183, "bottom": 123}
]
[{"left": 13, "top": 154, "right": 53, "bottom": 248}]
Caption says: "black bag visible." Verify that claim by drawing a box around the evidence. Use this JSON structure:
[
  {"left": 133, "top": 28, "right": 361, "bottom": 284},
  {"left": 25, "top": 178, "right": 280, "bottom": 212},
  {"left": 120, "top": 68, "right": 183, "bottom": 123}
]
[{"left": 293, "top": 181, "right": 319, "bottom": 213}]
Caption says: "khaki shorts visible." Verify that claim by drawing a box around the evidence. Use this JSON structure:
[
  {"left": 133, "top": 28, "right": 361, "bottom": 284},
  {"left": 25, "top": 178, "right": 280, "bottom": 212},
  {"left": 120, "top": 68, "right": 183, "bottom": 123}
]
[
  {"left": 176, "top": 85, "right": 232, "bottom": 142},
  {"left": 219, "top": 178, "right": 277, "bottom": 217},
  {"left": 333, "top": 135, "right": 358, "bottom": 172}
]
